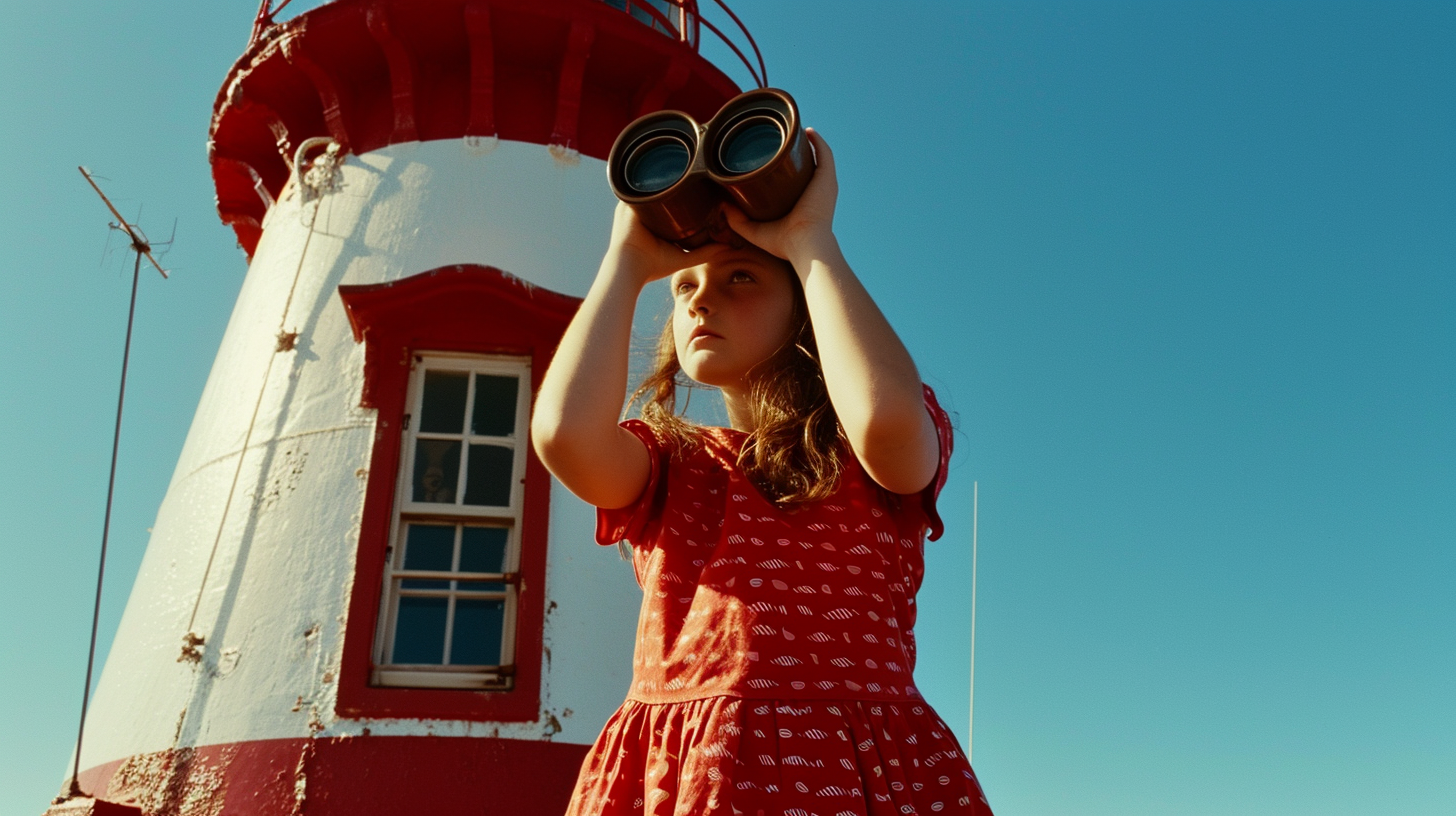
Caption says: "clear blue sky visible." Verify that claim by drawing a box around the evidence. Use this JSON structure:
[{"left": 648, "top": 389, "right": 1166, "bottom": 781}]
[{"left": 2, "top": 2, "right": 1452, "bottom": 814}]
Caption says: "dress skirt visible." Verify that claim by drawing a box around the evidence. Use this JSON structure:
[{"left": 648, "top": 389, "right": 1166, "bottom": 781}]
[{"left": 565, "top": 696, "right": 993, "bottom": 816}]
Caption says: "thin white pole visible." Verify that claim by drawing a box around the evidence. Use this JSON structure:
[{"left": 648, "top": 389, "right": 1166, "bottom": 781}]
[{"left": 969, "top": 480, "right": 978, "bottom": 763}]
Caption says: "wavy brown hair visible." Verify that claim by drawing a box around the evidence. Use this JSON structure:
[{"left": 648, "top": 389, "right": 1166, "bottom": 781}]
[{"left": 627, "top": 270, "right": 846, "bottom": 505}]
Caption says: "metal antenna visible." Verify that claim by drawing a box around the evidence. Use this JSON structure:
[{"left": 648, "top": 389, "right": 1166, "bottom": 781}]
[
  {"left": 57, "top": 169, "right": 171, "bottom": 804},
  {"left": 79, "top": 167, "right": 169, "bottom": 279}
]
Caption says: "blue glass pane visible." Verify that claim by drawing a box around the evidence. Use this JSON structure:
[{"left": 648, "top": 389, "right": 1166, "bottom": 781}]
[
  {"left": 392, "top": 597, "right": 447, "bottom": 664},
  {"left": 457, "top": 580, "right": 508, "bottom": 594},
  {"left": 413, "top": 439, "right": 460, "bottom": 503},
  {"left": 404, "top": 525, "right": 455, "bottom": 570},
  {"left": 463, "top": 444, "right": 513, "bottom": 506},
  {"left": 402, "top": 524, "right": 453, "bottom": 588},
  {"left": 460, "top": 527, "right": 508, "bottom": 574},
  {"left": 420, "top": 371, "right": 468, "bottom": 433},
  {"left": 452, "top": 599, "right": 505, "bottom": 666},
  {"left": 471, "top": 375, "right": 519, "bottom": 437}
]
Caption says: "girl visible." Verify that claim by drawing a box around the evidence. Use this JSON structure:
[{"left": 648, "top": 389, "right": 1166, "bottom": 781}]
[{"left": 532, "top": 130, "right": 993, "bottom": 816}]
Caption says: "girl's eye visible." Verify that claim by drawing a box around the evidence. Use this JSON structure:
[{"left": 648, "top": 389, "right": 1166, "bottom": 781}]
[
  {"left": 729, "top": 271, "right": 754, "bottom": 283},
  {"left": 675, "top": 281, "right": 696, "bottom": 295}
]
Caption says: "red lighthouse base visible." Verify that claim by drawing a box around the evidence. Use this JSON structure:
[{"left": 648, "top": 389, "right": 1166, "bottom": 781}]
[
  {"left": 42, "top": 799, "right": 143, "bottom": 816},
  {"left": 70, "top": 736, "right": 589, "bottom": 815}
]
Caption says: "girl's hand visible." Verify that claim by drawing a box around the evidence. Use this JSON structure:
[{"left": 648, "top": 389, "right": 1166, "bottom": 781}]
[
  {"left": 605, "top": 201, "right": 704, "bottom": 287},
  {"left": 721, "top": 128, "right": 840, "bottom": 265}
]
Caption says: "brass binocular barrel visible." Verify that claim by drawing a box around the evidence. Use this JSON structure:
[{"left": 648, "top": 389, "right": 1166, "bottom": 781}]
[{"left": 608, "top": 88, "right": 815, "bottom": 248}]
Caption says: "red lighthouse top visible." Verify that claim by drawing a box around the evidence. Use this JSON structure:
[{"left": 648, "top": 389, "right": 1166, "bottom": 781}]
[{"left": 209, "top": 0, "right": 762, "bottom": 256}]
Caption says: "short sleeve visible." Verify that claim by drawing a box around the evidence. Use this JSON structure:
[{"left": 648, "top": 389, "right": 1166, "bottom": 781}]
[
  {"left": 920, "top": 384, "right": 954, "bottom": 541},
  {"left": 594, "top": 419, "right": 663, "bottom": 546}
]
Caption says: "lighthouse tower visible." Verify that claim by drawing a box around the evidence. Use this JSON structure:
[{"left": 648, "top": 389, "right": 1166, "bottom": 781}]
[{"left": 62, "top": 1, "right": 750, "bottom": 812}]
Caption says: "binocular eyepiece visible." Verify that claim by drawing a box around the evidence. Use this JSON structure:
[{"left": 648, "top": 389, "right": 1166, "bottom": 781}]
[{"left": 608, "top": 88, "right": 814, "bottom": 248}]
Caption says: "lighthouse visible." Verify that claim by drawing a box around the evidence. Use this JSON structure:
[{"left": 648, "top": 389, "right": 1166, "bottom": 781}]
[{"left": 57, "top": 0, "right": 750, "bottom": 812}]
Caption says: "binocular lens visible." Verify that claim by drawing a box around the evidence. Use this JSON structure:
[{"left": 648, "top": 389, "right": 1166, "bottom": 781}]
[
  {"left": 624, "top": 135, "right": 693, "bottom": 194},
  {"left": 607, "top": 88, "right": 811, "bottom": 246},
  {"left": 718, "top": 115, "right": 785, "bottom": 175}
]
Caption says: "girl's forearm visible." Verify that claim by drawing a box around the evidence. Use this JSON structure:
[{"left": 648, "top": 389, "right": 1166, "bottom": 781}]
[
  {"left": 789, "top": 234, "right": 939, "bottom": 494},
  {"left": 531, "top": 249, "right": 652, "bottom": 507}
]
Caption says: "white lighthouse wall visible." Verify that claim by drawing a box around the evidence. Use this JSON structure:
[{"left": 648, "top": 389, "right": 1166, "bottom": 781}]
[{"left": 81, "top": 139, "right": 669, "bottom": 771}]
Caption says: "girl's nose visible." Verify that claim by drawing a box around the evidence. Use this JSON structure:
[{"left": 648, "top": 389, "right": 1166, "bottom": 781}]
[{"left": 687, "top": 286, "right": 712, "bottom": 316}]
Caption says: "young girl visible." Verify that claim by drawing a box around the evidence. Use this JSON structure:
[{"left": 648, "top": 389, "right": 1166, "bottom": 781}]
[{"left": 532, "top": 130, "right": 993, "bottom": 816}]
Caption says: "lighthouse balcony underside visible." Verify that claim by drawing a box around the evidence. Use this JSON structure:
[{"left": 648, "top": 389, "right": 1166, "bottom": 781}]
[{"left": 212, "top": 0, "right": 742, "bottom": 257}]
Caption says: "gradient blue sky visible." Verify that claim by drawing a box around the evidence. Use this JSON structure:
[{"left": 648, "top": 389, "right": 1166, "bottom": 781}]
[{"left": 3, "top": 2, "right": 1452, "bottom": 814}]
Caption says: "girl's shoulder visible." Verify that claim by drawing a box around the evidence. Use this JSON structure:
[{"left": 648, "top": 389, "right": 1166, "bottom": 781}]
[{"left": 596, "top": 420, "right": 738, "bottom": 547}]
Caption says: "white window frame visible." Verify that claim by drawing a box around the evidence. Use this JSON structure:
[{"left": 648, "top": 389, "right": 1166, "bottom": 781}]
[{"left": 371, "top": 352, "right": 531, "bottom": 690}]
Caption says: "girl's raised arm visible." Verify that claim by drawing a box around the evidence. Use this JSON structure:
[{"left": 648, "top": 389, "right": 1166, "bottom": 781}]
[
  {"left": 725, "top": 130, "right": 940, "bottom": 495},
  {"left": 531, "top": 204, "right": 701, "bottom": 509}
]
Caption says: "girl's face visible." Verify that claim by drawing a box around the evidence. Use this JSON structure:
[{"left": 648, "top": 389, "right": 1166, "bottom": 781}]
[{"left": 669, "top": 244, "right": 799, "bottom": 391}]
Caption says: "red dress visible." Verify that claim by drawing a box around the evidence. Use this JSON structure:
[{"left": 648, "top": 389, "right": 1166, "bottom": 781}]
[{"left": 565, "top": 389, "right": 993, "bottom": 816}]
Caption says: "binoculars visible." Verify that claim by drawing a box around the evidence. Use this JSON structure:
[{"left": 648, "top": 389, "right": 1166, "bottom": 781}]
[{"left": 608, "top": 88, "right": 815, "bottom": 248}]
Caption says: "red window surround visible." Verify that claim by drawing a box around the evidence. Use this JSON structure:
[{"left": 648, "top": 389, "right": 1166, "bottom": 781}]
[{"left": 337, "top": 264, "right": 579, "bottom": 722}]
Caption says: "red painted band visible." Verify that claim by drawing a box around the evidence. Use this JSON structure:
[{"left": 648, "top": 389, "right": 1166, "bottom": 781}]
[{"left": 76, "top": 735, "right": 589, "bottom": 815}]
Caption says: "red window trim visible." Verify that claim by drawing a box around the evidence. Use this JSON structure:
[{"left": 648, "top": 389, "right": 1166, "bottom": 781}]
[{"left": 337, "top": 265, "right": 579, "bottom": 722}]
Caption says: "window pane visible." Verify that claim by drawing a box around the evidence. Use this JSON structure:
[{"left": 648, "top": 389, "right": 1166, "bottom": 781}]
[
  {"left": 413, "top": 439, "right": 461, "bottom": 503},
  {"left": 460, "top": 527, "right": 509, "bottom": 573},
  {"left": 419, "top": 371, "right": 468, "bottom": 433},
  {"left": 457, "top": 580, "right": 508, "bottom": 594},
  {"left": 471, "top": 374, "right": 519, "bottom": 437},
  {"left": 401, "top": 524, "right": 454, "bottom": 588},
  {"left": 392, "top": 597, "right": 448, "bottom": 664},
  {"left": 451, "top": 598, "right": 505, "bottom": 665},
  {"left": 463, "top": 444, "right": 513, "bottom": 506}
]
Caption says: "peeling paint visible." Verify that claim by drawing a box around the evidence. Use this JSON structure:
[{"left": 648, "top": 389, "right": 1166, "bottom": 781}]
[
  {"left": 251, "top": 448, "right": 308, "bottom": 516},
  {"left": 216, "top": 647, "right": 241, "bottom": 677},
  {"left": 548, "top": 144, "right": 581, "bottom": 166},
  {"left": 105, "top": 747, "right": 230, "bottom": 816},
  {"left": 289, "top": 741, "right": 314, "bottom": 816}
]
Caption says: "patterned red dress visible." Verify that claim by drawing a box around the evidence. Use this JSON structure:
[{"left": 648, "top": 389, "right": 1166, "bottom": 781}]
[{"left": 565, "top": 388, "right": 993, "bottom": 816}]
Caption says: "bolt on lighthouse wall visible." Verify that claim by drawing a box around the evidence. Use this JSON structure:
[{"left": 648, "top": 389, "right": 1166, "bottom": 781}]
[{"left": 65, "top": 0, "right": 743, "bottom": 810}]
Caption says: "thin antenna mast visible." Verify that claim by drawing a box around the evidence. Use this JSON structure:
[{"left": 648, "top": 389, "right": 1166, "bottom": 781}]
[
  {"left": 56, "top": 169, "right": 170, "bottom": 805},
  {"left": 968, "top": 480, "right": 978, "bottom": 763}
]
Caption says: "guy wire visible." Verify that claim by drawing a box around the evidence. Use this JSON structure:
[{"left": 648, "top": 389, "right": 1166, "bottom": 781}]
[{"left": 183, "top": 191, "right": 323, "bottom": 638}]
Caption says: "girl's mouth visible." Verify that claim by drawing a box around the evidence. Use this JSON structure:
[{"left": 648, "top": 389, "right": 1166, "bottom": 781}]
[{"left": 688, "top": 326, "right": 723, "bottom": 344}]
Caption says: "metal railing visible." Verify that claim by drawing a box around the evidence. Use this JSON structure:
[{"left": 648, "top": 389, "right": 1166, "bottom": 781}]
[
  {"left": 609, "top": 0, "right": 767, "bottom": 88},
  {"left": 248, "top": 0, "right": 767, "bottom": 88}
]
